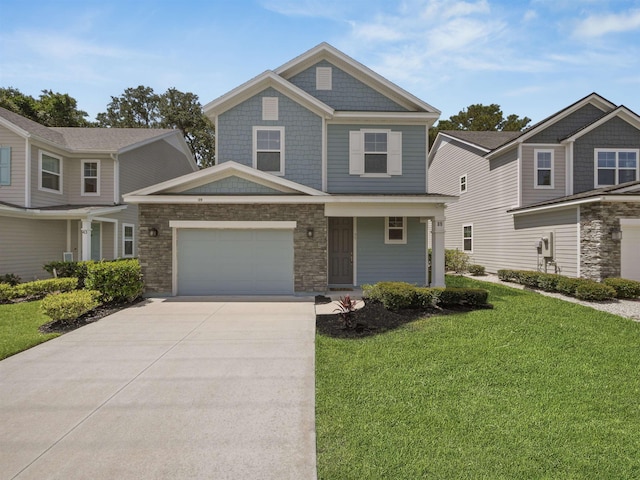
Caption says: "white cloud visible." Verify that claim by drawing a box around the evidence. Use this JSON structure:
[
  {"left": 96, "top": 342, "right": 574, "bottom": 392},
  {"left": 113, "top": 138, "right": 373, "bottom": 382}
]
[
  {"left": 523, "top": 9, "right": 538, "bottom": 22},
  {"left": 574, "top": 8, "right": 640, "bottom": 37}
]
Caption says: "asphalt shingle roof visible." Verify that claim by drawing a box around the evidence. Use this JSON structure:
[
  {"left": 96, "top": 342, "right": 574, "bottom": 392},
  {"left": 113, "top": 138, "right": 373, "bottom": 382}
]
[{"left": 441, "top": 130, "right": 523, "bottom": 150}]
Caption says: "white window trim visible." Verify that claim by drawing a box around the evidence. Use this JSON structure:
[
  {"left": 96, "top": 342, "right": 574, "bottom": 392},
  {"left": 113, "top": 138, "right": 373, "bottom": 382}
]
[
  {"left": 460, "top": 174, "right": 467, "bottom": 194},
  {"left": 38, "top": 150, "right": 63, "bottom": 194},
  {"left": 252, "top": 126, "right": 285, "bottom": 176},
  {"left": 316, "top": 66, "right": 332, "bottom": 90},
  {"left": 362, "top": 129, "right": 390, "bottom": 177},
  {"left": 81, "top": 159, "right": 100, "bottom": 196},
  {"left": 594, "top": 148, "right": 640, "bottom": 188},
  {"left": 122, "top": 223, "right": 135, "bottom": 258},
  {"left": 534, "top": 149, "right": 554, "bottom": 189},
  {"left": 262, "top": 97, "right": 278, "bottom": 121},
  {"left": 385, "top": 216, "right": 407, "bottom": 245},
  {"left": 463, "top": 223, "right": 473, "bottom": 253}
]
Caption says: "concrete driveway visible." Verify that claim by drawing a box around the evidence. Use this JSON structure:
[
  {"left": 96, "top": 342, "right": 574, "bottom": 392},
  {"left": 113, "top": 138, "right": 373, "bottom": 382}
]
[{"left": 0, "top": 299, "right": 317, "bottom": 480}]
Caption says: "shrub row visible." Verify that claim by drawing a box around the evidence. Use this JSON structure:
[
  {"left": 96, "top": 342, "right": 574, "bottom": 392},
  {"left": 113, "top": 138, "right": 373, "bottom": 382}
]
[
  {"left": 363, "top": 281, "right": 489, "bottom": 311},
  {"left": 496, "top": 269, "right": 639, "bottom": 301},
  {"left": 0, "top": 273, "right": 21, "bottom": 286},
  {"left": 0, "top": 278, "right": 78, "bottom": 303},
  {"left": 41, "top": 290, "right": 102, "bottom": 322}
]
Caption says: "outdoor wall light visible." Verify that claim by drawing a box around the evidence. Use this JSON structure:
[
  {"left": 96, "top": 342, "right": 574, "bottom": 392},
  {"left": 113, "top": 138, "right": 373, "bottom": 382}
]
[
  {"left": 610, "top": 226, "right": 622, "bottom": 241},
  {"left": 307, "top": 228, "right": 314, "bottom": 238},
  {"left": 148, "top": 227, "right": 159, "bottom": 237}
]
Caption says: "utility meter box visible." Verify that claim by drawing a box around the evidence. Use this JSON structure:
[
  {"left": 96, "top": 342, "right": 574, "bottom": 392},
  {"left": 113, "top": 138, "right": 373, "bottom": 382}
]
[{"left": 540, "top": 232, "right": 554, "bottom": 258}]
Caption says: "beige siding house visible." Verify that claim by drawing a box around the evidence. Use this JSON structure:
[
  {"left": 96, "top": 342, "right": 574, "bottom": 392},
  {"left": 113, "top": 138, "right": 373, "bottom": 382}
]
[
  {"left": 429, "top": 93, "right": 640, "bottom": 281},
  {"left": 0, "top": 107, "right": 197, "bottom": 281}
]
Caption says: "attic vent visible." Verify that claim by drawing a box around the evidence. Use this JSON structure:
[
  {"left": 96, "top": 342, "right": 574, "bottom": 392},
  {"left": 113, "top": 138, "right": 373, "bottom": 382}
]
[
  {"left": 262, "top": 97, "right": 278, "bottom": 121},
  {"left": 316, "top": 67, "right": 332, "bottom": 90}
]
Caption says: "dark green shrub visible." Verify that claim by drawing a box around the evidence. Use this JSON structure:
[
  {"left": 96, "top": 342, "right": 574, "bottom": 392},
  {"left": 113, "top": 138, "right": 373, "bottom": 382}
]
[
  {"left": 12, "top": 278, "right": 78, "bottom": 300},
  {"left": 497, "top": 269, "right": 517, "bottom": 282},
  {"left": 0, "top": 273, "right": 21, "bottom": 286},
  {"left": 468, "top": 264, "right": 486, "bottom": 276},
  {"left": 415, "top": 287, "right": 441, "bottom": 308},
  {"left": 365, "top": 281, "right": 417, "bottom": 310},
  {"left": 556, "top": 277, "right": 582, "bottom": 297},
  {"left": 537, "top": 273, "right": 563, "bottom": 292},
  {"left": 437, "top": 288, "right": 489, "bottom": 307},
  {"left": 515, "top": 270, "right": 542, "bottom": 288},
  {"left": 602, "top": 278, "right": 640, "bottom": 299},
  {"left": 445, "top": 249, "right": 470, "bottom": 273},
  {"left": 574, "top": 280, "right": 616, "bottom": 301},
  {"left": 41, "top": 290, "right": 102, "bottom": 322},
  {"left": 43, "top": 261, "right": 92, "bottom": 288},
  {"left": 85, "top": 259, "right": 143, "bottom": 303}
]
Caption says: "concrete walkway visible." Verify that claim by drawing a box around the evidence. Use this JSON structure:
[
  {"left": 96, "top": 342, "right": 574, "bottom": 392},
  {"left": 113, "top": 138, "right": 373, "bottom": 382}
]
[{"left": 0, "top": 299, "right": 317, "bottom": 480}]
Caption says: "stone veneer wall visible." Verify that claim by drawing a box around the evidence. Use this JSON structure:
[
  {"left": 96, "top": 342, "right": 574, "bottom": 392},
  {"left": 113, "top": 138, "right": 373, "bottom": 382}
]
[
  {"left": 138, "top": 203, "right": 327, "bottom": 295},
  {"left": 580, "top": 201, "right": 640, "bottom": 280}
]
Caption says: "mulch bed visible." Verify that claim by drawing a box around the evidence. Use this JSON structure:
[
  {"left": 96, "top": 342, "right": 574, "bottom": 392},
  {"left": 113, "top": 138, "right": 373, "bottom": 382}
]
[
  {"left": 316, "top": 299, "right": 443, "bottom": 338},
  {"left": 39, "top": 298, "right": 143, "bottom": 334}
]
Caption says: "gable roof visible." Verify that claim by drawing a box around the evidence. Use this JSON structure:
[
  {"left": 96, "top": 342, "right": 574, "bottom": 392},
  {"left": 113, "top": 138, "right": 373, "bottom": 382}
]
[
  {"left": 486, "top": 93, "right": 616, "bottom": 159},
  {"left": 0, "top": 106, "right": 189, "bottom": 156},
  {"left": 560, "top": 105, "right": 640, "bottom": 143},
  {"left": 204, "top": 70, "right": 334, "bottom": 118},
  {"left": 275, "top": 43, "right": 440, "bottom": 114},
  {"left": 441, "top": 130, "right": 522, "bottom": 151},
  {"left": 124, "top": 160, "right": 329, "bottom": 198}
]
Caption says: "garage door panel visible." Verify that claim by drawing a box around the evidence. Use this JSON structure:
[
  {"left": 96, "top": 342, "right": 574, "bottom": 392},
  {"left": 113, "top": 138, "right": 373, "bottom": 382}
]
[{"left": 177, "top": 229, "right": 294, "bottom": 295}]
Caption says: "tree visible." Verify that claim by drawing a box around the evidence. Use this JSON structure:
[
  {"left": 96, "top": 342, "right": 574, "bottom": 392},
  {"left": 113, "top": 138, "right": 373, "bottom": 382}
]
[
  {"left": 97, "top": 86, "right": 215, "bottom": 168},
  {"left": 430, "top": 103, "right": 531, "bottom": 145},
  {"left": 0, "top": 87, "right": 91, "bottom": 126}
]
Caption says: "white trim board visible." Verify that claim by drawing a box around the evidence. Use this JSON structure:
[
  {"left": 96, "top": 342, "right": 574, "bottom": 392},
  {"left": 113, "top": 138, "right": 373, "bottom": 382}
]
[{"left": 169, "top": 221, "right": 297, "bottom": 230}]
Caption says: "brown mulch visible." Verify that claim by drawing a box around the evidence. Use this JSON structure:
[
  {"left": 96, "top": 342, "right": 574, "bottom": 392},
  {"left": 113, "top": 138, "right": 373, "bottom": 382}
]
[
  {"left": 316, "top": 300, "right": 442, "bottom": 338},
  {"left": 39, "top": 298, "right": 143, "bottom": 334}
]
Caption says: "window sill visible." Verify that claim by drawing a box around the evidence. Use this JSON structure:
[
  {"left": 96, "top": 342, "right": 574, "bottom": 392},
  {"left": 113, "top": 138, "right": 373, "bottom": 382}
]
[
  {"left": 359, "top": 173, "right": 391, "bottom": 178},
  {"left": 534, "top": 185, "right": 554, "bottom": 189},
  {"left": 38, "top": 187, "right": 63, "bottom": 195}
]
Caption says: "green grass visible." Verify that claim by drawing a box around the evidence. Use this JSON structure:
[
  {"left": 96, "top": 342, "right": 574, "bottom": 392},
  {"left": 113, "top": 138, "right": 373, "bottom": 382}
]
[
  {"left": 316, "top": 276, "right": 640, "bottom": 479},
  {"left": 0, "top": 301, "right": 59, "bottom": 360}
]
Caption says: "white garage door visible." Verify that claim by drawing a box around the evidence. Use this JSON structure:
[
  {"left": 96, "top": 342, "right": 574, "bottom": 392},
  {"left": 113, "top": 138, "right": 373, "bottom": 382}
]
[
  {"left": 176, "top": 228, "right": 294, "bottom": 295},
  {"left": 621, "top": 221, "right": 640, "bottom": 281}
]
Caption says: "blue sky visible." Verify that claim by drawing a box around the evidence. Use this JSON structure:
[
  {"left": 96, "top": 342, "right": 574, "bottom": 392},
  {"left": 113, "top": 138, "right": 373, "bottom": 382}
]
[{"left": 2, "top": 0, "right": 640, "bottom": 125}]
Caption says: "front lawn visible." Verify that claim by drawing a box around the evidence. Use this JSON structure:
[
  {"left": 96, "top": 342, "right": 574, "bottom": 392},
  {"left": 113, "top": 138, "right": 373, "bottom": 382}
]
[
  {"left": 0, "top": 301, "right": 59, "bottom": 360},
  {"left": 316, "top": 276, "right": 640, "bottom": 479}
]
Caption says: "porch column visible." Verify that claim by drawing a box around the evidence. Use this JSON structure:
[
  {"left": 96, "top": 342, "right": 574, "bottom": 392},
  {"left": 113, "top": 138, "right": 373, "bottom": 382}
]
[
  {"left": 431, "top": 217, "right": 446, "bottom": 287},
  {"left": 81, "top": 219, "right": 92, "bottom": 261}
]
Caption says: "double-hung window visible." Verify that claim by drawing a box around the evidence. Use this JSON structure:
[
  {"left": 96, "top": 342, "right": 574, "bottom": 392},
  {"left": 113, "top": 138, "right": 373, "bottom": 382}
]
[
  {"left": 463, "top": 224, "right": 473, "bottom": 252},
  {"left": 0, "top": 146, "right": 10, "bottom": 186},
  {"left": 82, "top": 160, "right": 100, "bottom": 196},
  {"left": 534, "top": 149, "right": 553, "bottom": 188},
  {"left": 253, "top": 126, "right": 284, "bottom": 175},
  {"left": 595, "top": 149, "right": 638, "bottom": 187},
  {"left": 123, "top": 224, "right": 134, "bottom": 257},
  {"left": 460, "top": 174, "right": 467, "bottom": 193},
  {"left": 385, "top": 217, "right": 406, "bottom": 244},
  {"left": 39, "top": 151, "right": 62, "bottom": 193},
  {"left": 349, "top": 129, "right": 402, "bottom": 176}
]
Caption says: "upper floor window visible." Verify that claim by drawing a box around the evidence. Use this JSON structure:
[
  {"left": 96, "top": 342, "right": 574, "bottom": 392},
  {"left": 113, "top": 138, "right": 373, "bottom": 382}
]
[
  {"left": 123, "top": 223, "right": 134, "bottom": 257},
  {"left": 534, "top": 149, "right": 554, "bottom": 188},
  {"left": 0, "top": 146, "right": 10, "bottom": 186},
  {"left": 385, "top": 216, "right": 406, "bottom": 244},
  {"left": 253, "top": 126, "right": 284, "bottom": 175},
  {"left": 460, "top": 174, "right": 467, "bottom": 193},
  {"left": 316, "top": 67, "right": 332, "bottom": 90},
  {"left": 595, "top": 149, "right": 639, "bottom": 187},
  {"left": 349, "top": 129, "right": 402, "bottom": 176},
  {"left": 463, "top": 224, "right": 473, "bottom": 252},
  {"left": 39, "top": 151, "right": 62, "bottom": 193},
  {"left": 82, "top": 160, "right": 100, "bottom": 196}
]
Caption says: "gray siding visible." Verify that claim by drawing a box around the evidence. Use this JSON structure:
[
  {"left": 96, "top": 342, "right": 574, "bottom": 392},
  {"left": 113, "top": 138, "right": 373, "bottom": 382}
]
[
  {"left": 526, "top": 104, "right": 607, "bottom": 144},
  {"left": 119, "top": 139, "right": 196, "bottom": 197},
  {"left": 183, "top": 176, "right": 283, "bottom": 194},
  {"left": 521, "top": 144, "right": 567, "bottom": 206},
  {"left": 66, "top": 156, "right": 115, "bottom": 205},
  {"left": 573, "top": 116, "right": 640, "bottom": 193},
  {"left": 288, "top": 60, "right": 408, "bottom": 112},
  {"left": 0, "top": 126, "right": 26, "bottom": 207},
  {"left": 327, "top": 123, "right": 426, "bottom": 193},
  {"left": 0, "top": 217, "right": 67, "bottom": 280},
  {"left": 356, "top": 217, "right": 426, "bottom": 285},
  {"left": 30, "top": 145, "right": 70, "bottom": 207},
  {"left": 218, "top": 87, "right": 323, "bottom": 190}
]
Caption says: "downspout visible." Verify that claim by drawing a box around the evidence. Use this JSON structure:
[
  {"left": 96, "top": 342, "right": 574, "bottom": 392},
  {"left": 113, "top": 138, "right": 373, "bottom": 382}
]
[{"left": 25, "top": 138, "right": 31, "bottom": 208}]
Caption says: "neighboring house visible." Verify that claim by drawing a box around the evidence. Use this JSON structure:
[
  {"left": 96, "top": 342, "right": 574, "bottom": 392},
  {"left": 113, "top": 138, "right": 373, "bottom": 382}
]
[
  {"left": 428, "top": 93, "right": 640, "bottom": 281},
  {"left": 0, "top": 107, "right": 198, "bottom": 281},
  {"left": 124, "top": 43, "right": 455, "bottom": 296}
]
